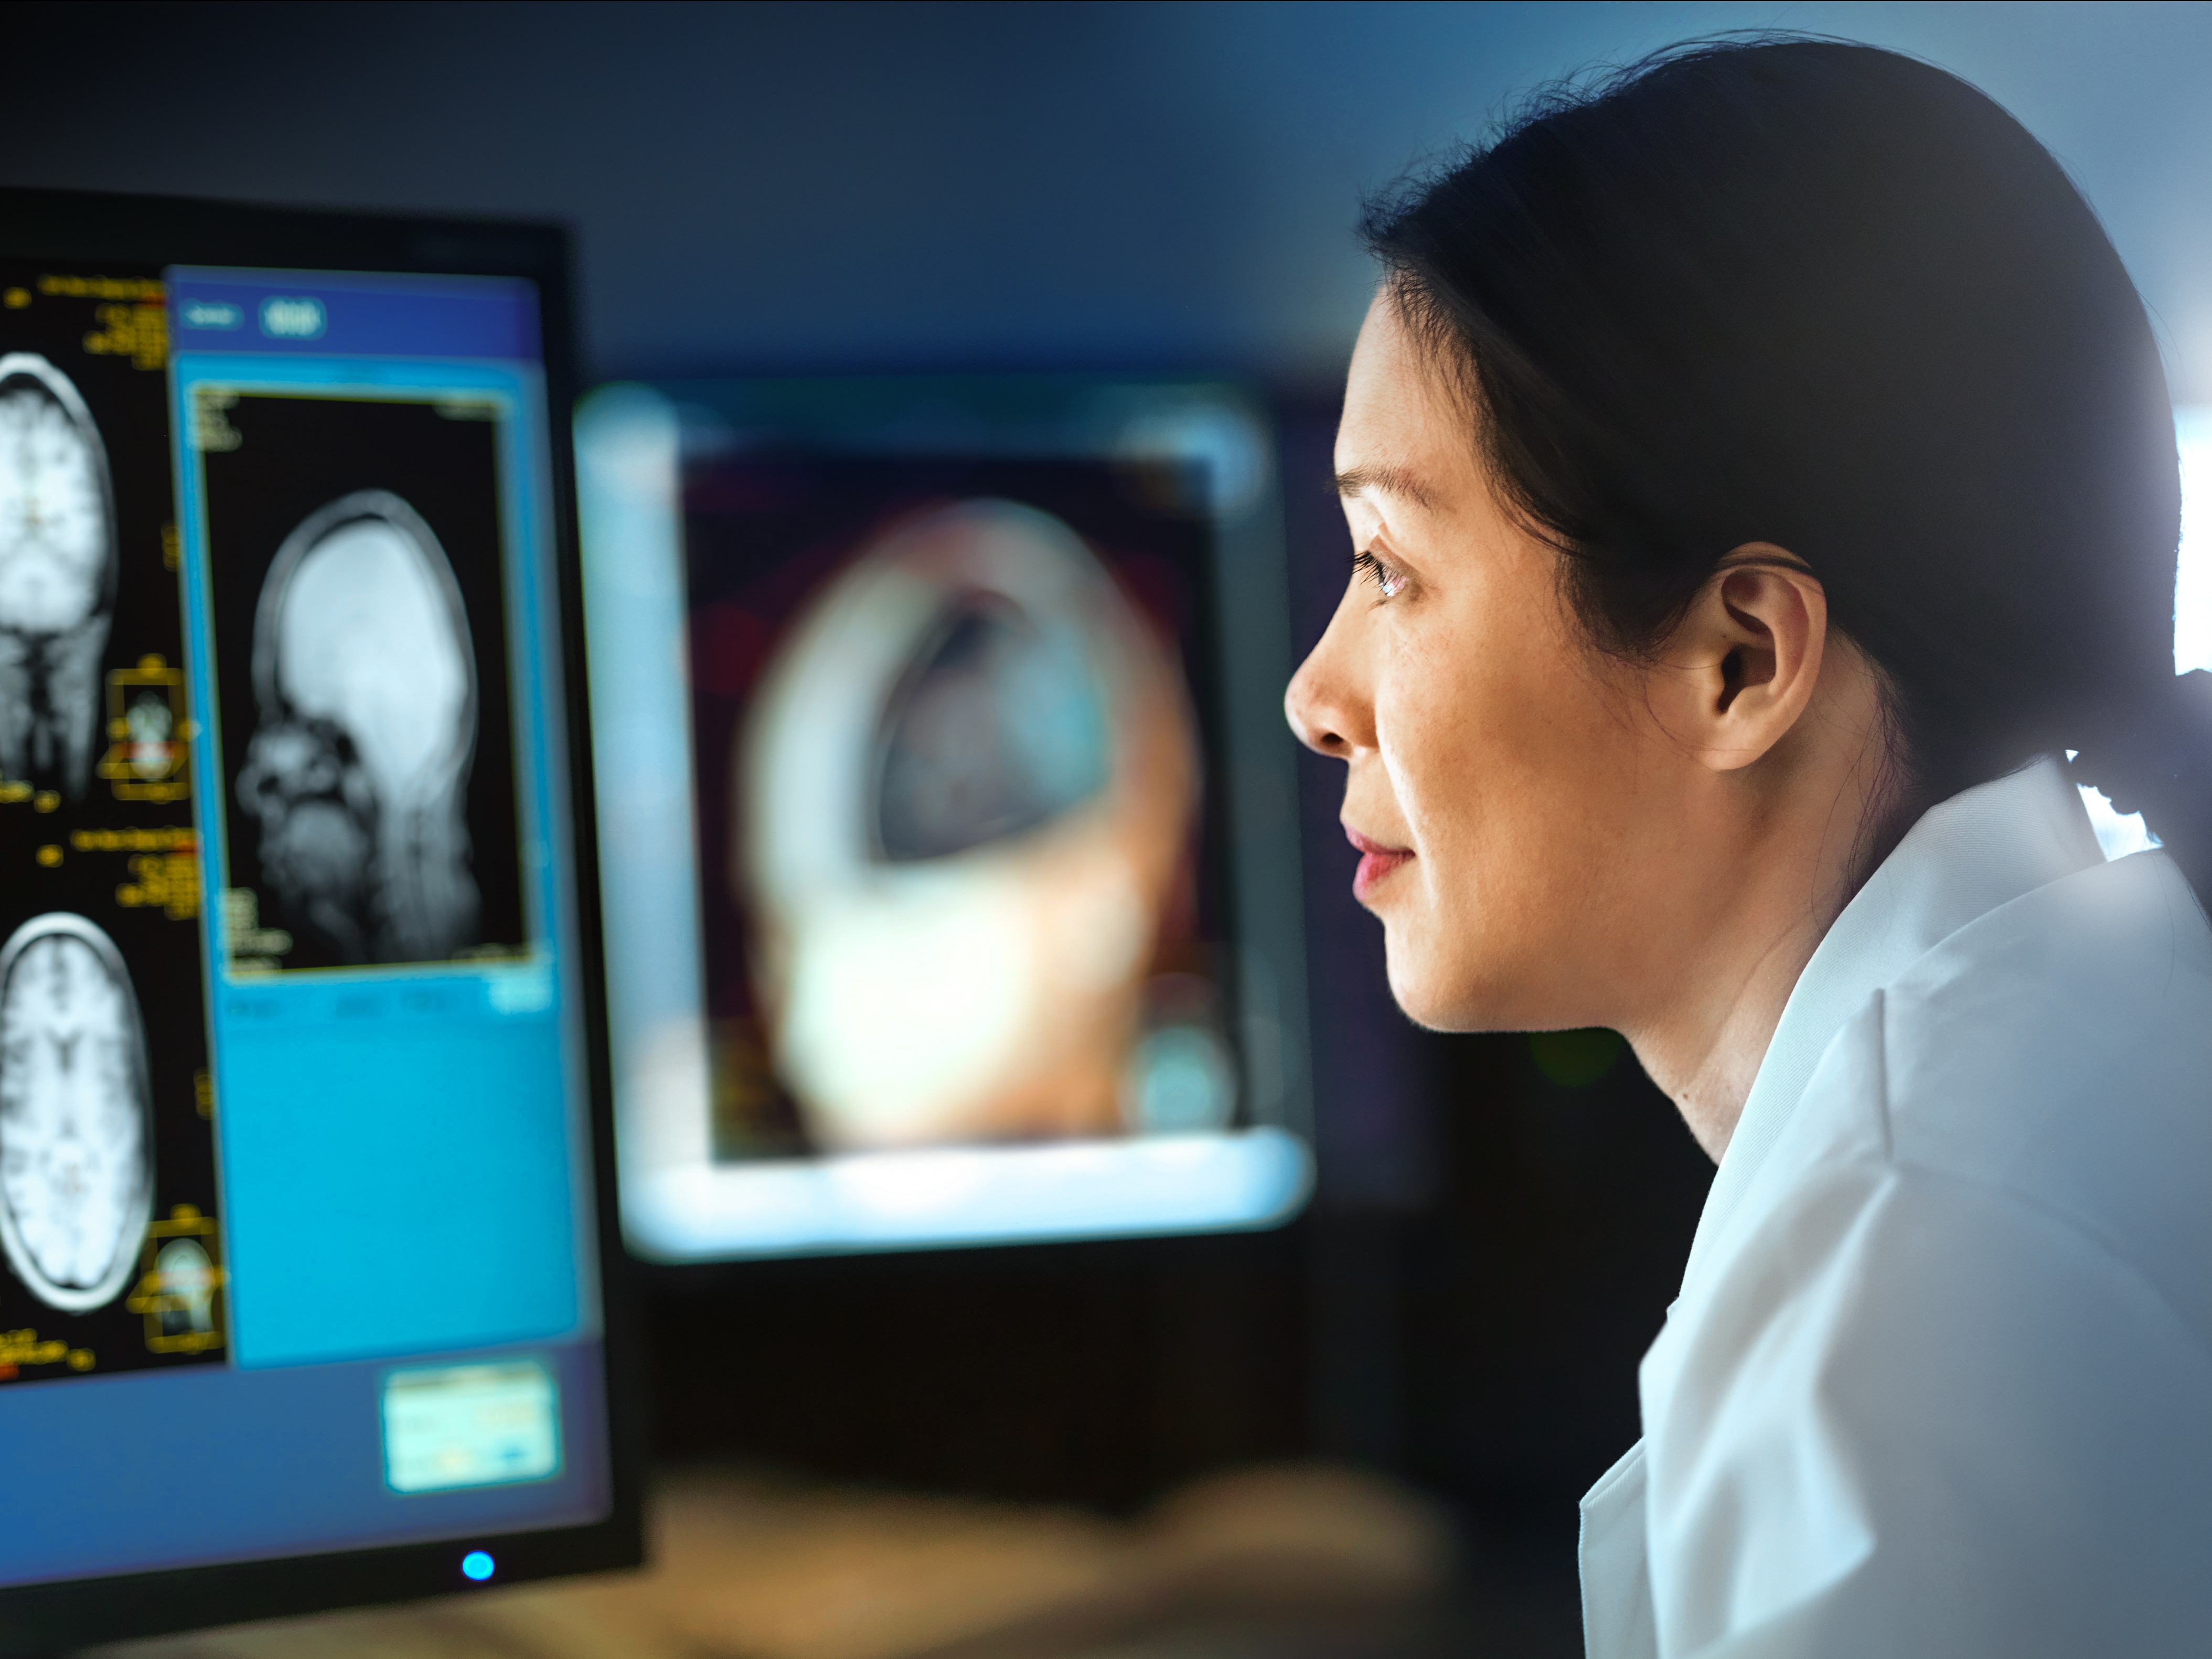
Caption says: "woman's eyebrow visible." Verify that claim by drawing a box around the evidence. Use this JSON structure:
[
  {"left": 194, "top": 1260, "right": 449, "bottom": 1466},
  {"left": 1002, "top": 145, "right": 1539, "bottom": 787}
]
[{"left": 1334, "top": 463, "right": 1440, "bottom": 511}]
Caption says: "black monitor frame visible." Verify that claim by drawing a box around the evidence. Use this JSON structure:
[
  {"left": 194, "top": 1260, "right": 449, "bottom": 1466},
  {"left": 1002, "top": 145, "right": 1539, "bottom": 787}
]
[{"left": 0, "top": 186, "right": 640, "bottom": 1655}]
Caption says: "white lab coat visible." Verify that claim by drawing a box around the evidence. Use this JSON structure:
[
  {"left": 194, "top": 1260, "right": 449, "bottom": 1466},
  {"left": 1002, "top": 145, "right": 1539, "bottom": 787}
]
[{"left": 1579, "top": 756, "right": 2212, "bottom": 1657}]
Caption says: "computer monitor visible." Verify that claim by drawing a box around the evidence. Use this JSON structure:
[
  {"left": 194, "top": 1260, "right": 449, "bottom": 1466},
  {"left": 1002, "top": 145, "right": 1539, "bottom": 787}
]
[
  {"left": 0, "top": 188, "right": 634, "bottom": 1654},
  {"left": 578, "top": 377, "right": 1313, "bottom": 1260}
]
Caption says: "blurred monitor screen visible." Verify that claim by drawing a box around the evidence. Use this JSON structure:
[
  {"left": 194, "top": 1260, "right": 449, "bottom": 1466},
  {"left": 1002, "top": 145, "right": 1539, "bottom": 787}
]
[
  {"left": 580, "top": 379, "right": 1313, "bottom": 1259},
  {"left": 0, "top": 191, "right": 626, "bottom": 1645}
]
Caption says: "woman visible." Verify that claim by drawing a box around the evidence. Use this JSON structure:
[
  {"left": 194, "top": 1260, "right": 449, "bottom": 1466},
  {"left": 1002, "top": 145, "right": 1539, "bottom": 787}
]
[{"left": 1286, "top": 38, "right": 2212, "bottom": 1657}]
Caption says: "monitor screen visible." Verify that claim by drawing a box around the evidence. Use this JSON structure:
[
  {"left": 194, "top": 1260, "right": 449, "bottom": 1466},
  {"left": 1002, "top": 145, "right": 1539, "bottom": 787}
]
[
  {"left": 579, "top": 378, "right": 1313, "bottom": 1260},
  {"left": 0, "top": 194, "right": 627, "bottom": 1645}
]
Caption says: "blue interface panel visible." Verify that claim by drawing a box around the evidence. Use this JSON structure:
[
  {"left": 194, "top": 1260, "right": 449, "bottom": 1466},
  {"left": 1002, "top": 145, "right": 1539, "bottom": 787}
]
[{"left": 0, "top": 262, "right": 605, "bottom": 1587}]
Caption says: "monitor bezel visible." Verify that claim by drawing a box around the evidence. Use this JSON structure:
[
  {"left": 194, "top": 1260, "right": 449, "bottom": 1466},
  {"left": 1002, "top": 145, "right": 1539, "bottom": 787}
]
[{"left": 0, "top": 185, "right": 642, "bottom": 1654}]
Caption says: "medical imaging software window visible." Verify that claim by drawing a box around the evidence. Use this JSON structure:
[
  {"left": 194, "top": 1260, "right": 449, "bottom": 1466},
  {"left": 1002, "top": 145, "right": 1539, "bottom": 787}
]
[{"left": 0, "top": 264, "right": 606, "bottom": 1589}]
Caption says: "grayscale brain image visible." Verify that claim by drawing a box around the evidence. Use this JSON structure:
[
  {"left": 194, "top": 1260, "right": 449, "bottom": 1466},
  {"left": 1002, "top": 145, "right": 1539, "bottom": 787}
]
[
  {"left": 200, "top": 394, "right": 528, "bottom": 972},
  {"left": 0, "top": 913, "right": 151, "bottom": 1312},
  {"left": 0, "top": 890, "right": 227, "bottom": 1383},
  {"left": 148, "top": 1235, "right": 217, "bottom": 1341},
  {"left": 0, "top": 262, "right": 223, "bottom": 1388},
  {"left": 236, "top": 490, "right": 480, "bottom": 964},
  {"left": 0, "top": 356, "right": 115, "bottom": 804}
]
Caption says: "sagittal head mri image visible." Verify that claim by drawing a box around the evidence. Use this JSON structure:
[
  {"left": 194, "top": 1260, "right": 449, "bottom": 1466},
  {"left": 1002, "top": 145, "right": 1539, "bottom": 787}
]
[
  {"left": 0, "top": 355, "right": 117, "bottom": 802},
  {"left": 732, "top": 494, "right": 1204, "bottom": 1150},
  {"left": 0, "top": 912, "right": 153, "bottom": 1313},
  {"left": 202, "top": 393, "right": 529, "bottom": 973},
  {"left": 234, "top": 490, "right": 480, "bottom": 965}
]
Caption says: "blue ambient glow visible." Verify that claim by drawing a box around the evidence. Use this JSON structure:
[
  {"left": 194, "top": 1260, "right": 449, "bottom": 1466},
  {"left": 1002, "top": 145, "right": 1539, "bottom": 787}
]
[{"left": 461, "top": 1550, "right": 495, "bottom": 1582}]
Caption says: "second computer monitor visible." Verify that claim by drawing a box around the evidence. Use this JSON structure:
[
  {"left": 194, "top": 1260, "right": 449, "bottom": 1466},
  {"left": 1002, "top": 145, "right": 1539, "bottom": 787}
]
[{"left": 580, "top": 377, "right": 1312, "bottom": 1260}]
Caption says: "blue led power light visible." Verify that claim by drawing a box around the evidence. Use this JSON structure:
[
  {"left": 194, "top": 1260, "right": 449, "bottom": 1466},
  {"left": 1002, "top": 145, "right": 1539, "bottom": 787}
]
[{"left": 461, "top": 1550, "right": 495, "bottom": 1582}]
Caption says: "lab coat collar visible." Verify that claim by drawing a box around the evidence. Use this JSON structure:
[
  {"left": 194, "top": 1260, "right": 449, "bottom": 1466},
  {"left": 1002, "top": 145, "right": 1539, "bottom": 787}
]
[{"left": 1679, "top": 755, "right": 2104, "bottom": 1291}]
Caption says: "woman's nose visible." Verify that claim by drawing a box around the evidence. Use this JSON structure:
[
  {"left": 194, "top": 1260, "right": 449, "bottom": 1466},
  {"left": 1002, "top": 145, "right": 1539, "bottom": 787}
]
[{"left": 1285, "top": 644, "right": 1356, "bottom": 759}]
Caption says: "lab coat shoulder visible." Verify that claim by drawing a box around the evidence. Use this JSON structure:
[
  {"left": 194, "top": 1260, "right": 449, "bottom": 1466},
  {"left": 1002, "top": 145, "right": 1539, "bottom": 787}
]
[
  {"left": 1877, "top": 845, "right": 2212, "bottom": 1337},
  {"left": 1638, "top": 848, "right": 2212, "bottom": 1658}
]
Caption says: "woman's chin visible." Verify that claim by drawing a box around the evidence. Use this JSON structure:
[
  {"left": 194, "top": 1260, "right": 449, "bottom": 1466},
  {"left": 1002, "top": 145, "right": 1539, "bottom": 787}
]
[
  {"left": 1382, "top": 939, "right": 1484, "bottom": 1033},
  {"left": 1382, "top": 928, "right": 1553, "bottom": 1034}
]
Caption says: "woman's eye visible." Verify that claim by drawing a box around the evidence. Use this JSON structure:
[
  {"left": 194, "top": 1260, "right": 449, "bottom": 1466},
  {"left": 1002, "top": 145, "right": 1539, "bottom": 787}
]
[{"left": 1352, "top": 550, "right": 1409, "bottom": 601}]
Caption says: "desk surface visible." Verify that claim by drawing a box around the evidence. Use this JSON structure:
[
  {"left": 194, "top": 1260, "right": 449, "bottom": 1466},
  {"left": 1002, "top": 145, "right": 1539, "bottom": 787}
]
[{"left": 93, "top": 1463, "right": 1470, "bottom": 1659}]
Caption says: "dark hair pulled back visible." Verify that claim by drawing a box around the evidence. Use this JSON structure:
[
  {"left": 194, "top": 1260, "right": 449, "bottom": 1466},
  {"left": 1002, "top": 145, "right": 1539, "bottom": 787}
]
[{"left": 1363, "top": 37, "right": 2212, "bottom": 894}]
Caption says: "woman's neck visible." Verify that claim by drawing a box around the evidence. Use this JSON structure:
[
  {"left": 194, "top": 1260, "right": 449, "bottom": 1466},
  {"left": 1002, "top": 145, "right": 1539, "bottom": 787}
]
[
  {"left": 1630, "top": 906, "right": 1837, "bottom": 1160},
  {"left": 1623, "top": 681, "right": 1907, "bottom": 1164}
]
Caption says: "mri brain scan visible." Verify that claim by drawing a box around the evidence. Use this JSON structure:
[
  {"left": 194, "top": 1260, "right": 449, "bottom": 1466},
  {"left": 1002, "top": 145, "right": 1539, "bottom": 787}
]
[
  {"left": 235, "top": 490, "right": 482, "bottom": 965},
  {"left": 0, "top": 914, "right": 153, "bottom": 1312},
  {"left": 738, "top": 498, "right": 1199, "bottom": 1149},
  {"left": 0, "top": 356, "right": 117, "bottom": 801},
  {"left": 153, "top": 1237, "right": 217, "bottom": 1337},
  {"left": 125, "top": 692, "right": 177, "bottom": 782}
]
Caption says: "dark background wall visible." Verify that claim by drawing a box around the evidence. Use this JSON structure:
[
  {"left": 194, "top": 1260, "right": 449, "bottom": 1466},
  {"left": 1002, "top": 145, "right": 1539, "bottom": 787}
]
[
  {"left": 5, "top": 0, "right": 2196, "bottom": 1613},
  {"left": 10, "top": 3, "right": 2212, "bottom": 395}
]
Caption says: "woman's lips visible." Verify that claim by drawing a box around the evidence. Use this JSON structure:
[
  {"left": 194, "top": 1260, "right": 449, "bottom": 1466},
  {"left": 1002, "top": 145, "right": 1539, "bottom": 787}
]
[{"left": 1345, "top": 826, "right": 1413, "bottom": 903}]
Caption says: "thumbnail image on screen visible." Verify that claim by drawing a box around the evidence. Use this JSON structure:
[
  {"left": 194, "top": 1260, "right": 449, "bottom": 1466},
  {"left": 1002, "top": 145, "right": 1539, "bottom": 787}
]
[
  {"left": 196, "top": 393, "right": 528, "bottom": 972},
  {"left": 685, "top": 457, "right": 1235, "bottom": 1160},
  {"left": 0, "top": 263, "right": 223, "bottom": 1382}
]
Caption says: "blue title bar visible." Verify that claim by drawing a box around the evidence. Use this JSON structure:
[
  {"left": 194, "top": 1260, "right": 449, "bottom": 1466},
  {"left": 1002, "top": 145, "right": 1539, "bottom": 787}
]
[{"left": 165, "top": 267, "right": 541, "bottom": 361}]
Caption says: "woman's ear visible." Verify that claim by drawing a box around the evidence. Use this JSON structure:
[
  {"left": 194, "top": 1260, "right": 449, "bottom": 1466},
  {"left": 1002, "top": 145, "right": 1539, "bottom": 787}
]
[{"left": 1651, "top": 544, "right": 1828, "bottom": 772}]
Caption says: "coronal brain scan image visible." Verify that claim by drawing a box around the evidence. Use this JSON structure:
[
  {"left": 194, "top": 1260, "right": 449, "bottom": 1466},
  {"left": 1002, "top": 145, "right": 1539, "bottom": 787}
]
[
  {"left": 0, "top": 355, "right": 116, "bottom": 801},
  {"left": 0, "top": 913, "right": 153, "bottom": 1312},
  {"left": 736, "top": 497, "right": 1201, "bottom": 1149},
  {"left": 234, "top": 490, "right": 482, "bottom": 966}
]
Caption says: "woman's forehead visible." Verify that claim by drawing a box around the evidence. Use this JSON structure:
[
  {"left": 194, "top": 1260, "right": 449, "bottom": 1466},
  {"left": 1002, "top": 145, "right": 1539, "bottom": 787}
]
[{"left": 1338, "top": 301, "right": 1477, "bottom": 513}]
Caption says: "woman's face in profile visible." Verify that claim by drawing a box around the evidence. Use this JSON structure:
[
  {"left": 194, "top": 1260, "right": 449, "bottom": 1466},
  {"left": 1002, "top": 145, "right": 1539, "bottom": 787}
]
[{"left": 1286, "top": 295, "right": 1702, "bottom": 1034}]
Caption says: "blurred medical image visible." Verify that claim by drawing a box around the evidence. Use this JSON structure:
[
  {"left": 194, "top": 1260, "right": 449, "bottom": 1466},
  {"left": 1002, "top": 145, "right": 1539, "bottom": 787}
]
[
  {"left": 0, "top": 265, "right": 224, "bottom": 1384},
  {"left": 0, "top": 355, "right": 116, "bottom": 802},
  {"left": 0, "top": 912, "right": 151, "bottom": 1312},
  {"left": 686, "top": 457, "right": 1233, "bottom": 1159},
  {"left": 234, "top": 490, "right": 480, "bottom": 965},
  {"left": 740, "top": 498, "right": 1200, "bottom": 1148},
  {"left": 148, "top": 1236, "right": 217, "bottom": 1340},
  {"left": 0, "top": 886, "right": 230, "bottom": 1380},
  {"left": 200, "top": 395, "right": 529, "bottom": 972}
]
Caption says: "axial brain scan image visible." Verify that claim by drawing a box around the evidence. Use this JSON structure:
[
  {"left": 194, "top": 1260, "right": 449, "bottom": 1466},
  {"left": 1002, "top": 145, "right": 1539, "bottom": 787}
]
[
  {"left": 234, "top": 490, "right": 482, "bottom": 965},
  {"left": 0, "top": 355, "right": 117, "bottom": 802},
  {"left": 737, "top": 498, "right": 1200, "bottom": 1149},
  {"left": 0, "top": 913, "right": 153, "bottom": 1312}
]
